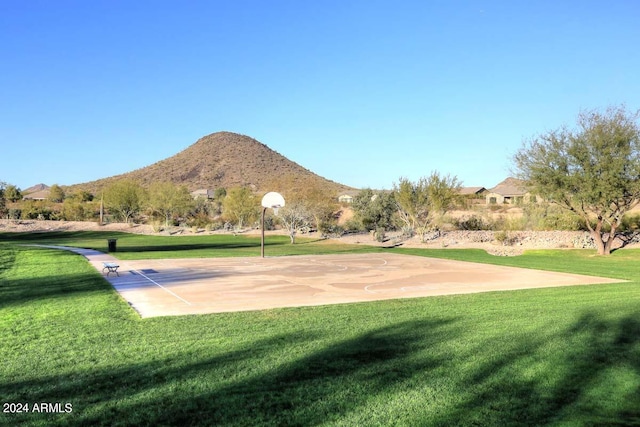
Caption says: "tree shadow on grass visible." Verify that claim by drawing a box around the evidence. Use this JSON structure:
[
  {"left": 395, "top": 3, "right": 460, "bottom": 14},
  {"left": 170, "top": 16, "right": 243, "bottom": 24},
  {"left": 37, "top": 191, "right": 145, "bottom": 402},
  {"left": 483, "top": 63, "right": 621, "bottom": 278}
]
[
  {"left": 0, "top": 248, "right": 113, "bottom": 310},
  {"left": 0, "top": 318, "right": 457, "bottom": 427},
  {"left": 430, "top": 312, "right": 640, "bottom": 426}
]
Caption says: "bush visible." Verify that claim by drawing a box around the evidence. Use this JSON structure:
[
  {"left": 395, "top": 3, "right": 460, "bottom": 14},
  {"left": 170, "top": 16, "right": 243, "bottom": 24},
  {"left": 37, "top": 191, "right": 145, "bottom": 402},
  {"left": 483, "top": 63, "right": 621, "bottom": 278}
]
[
  {"left": 401, "top": 226, "right": 415, "bottom": 238},
  {"left": 494, "top": 230, "right": 514, "bottom": 245},
  {"left": 263, "top": 215, "right": 276, "bottom": 231},
  {"left": 452, "top": 214, "right": 487, "bottom": 230},
  {"left": 187, "top": 212, "right": 213, "bottom": 229},
  {"left": 522, "top": 203, "right": 586, "bottom": 231},
  {"left": 619, "top": 213, "right": 640, "bottom": 232},
  {"left": 7, "top": 208, "right": 21, "bottom": 220},
  {"left": 319, "top": 222, "right": 344, "bottom": 238},
  {"left": 343, "top": 218, "right": 365, "bottom": 233}
]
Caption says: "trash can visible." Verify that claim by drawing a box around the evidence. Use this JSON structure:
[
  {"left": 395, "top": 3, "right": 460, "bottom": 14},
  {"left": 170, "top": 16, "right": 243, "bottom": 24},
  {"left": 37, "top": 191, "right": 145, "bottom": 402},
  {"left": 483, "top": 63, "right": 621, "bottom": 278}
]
[{"left": 107, "top": 239, "right": 117, "bottom": 252}]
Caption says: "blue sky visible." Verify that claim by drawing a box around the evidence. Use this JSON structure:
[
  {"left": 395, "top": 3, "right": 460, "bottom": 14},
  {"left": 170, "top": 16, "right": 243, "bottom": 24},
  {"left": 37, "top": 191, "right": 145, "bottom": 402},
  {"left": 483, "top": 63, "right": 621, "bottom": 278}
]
[{"left": 2, "top": 1, "right": 639, "bottom": 191}]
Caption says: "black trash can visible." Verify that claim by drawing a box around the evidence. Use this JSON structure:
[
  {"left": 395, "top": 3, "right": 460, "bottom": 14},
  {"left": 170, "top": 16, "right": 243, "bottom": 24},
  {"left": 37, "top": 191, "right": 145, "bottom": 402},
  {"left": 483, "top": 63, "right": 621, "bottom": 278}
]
[{"left": 107, "top": 239, "right": 117, "bottom": 252}]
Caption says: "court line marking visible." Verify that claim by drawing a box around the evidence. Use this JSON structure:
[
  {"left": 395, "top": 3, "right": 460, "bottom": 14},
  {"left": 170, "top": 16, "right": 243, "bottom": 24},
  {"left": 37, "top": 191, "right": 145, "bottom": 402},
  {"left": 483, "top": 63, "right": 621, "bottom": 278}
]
[{"left": 130, "top": 269, "right": 192, "bottom": 306}]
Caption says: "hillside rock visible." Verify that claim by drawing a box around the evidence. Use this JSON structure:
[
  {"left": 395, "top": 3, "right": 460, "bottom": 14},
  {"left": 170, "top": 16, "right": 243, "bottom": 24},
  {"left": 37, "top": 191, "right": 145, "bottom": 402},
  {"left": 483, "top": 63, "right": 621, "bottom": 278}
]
[{"left": 67, "top": 131, "right": 353, "bottom": 194}]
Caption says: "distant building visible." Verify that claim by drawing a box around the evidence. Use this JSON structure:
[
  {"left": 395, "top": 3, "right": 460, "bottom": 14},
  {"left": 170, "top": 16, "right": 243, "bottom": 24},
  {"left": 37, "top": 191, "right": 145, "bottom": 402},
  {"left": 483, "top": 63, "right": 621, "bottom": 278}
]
[
  {"left": 485, "top": 177, "right": 534, "bottom": 204},
  {"left": 22, "top": 189, "right": 50, "bottom": 201},
  {"left": 338, "top": 194, "right": 354, "bottom": 203},
  {"left": 458, "top": 187, "right": 487, "bottom": 196},
  {"left": 191, "top": 189, "right": 215, "bottom": 199},
  {"left": 337, "top": 190, "right": 360, "bottom": 204}
]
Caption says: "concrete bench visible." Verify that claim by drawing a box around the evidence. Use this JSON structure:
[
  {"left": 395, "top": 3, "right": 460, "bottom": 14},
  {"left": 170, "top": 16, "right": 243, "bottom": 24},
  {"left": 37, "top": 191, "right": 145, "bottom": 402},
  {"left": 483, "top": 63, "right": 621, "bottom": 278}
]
[{"left": 102, "top": 262, "right": 120, "bottom": 277}]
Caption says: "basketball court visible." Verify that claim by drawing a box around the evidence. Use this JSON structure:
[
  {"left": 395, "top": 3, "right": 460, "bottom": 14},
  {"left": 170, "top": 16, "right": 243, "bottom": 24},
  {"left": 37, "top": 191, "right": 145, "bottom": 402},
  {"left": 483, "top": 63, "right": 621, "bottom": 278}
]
[{"left": 61, "top": 248, "right": 622, "bottom": 318}]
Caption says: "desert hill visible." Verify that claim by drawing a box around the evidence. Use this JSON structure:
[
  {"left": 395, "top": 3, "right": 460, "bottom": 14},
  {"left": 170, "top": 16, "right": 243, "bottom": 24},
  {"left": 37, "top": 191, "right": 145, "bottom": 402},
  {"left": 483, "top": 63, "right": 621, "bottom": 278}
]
[
  {"left": 68, "top": 132, "right": 353, "bottom": 195},
  {"left": 23, "top": 183, "right": 50, "bottom": 194}
]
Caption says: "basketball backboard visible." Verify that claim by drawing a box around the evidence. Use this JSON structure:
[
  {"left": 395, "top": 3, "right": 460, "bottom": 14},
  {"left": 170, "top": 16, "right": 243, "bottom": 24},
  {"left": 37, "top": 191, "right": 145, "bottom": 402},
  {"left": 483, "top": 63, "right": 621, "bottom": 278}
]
[{"left": 261, "top": 192, "right": 285, "bottom": 209}]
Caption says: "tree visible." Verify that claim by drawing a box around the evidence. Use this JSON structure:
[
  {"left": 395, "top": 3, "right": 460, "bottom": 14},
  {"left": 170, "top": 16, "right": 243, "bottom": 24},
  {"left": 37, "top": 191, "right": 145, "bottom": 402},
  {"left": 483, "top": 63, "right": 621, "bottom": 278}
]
[
  {"left": 278, "top": 202, "right": 313, "bottom": 244},
  {"left": 513, "top": 105, "right": 640, "bottom": 255},
  {"left": 147, "top": 182, "right": 194, "bottom": 226},
  {"left": 352, "top": 189, "right": 396, "bottom": 231},
  {"left": 0, "top": 181, "right": 6, "bottom": 217},
  {"left": 68, "top": 189, "right": 94, "bottom": 202},
  {"left": 266, "top": 175, "right": 339, "bottom": 232},
  {"left": 48, "top": 184, "right": 65, "bottom": 203},
  {"left": 103, "top": 179, "right": 147, "bottom": 224},
  {"left": 393, "top": 172, "right": 461, "bottom": 241},
  {"left": 222, "top": 187, "right": 258, "bottom": 229},
  {"left": 4, "top": 184, "right": 22, "bottom": 202}
]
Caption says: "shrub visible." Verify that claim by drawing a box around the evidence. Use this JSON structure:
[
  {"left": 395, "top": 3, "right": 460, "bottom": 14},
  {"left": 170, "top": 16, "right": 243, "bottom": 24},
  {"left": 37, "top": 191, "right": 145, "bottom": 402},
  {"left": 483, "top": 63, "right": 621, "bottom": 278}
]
[
  {"left": 620, "top": 213, "right": 640, "bottom": 232},
  {"left": 374, "top": 227, "right": 386, "bottom": 242},
  {"left": 494, "top": 230, "right": 511, "bottom": 245},
  {"left": 319, "top": 222, "right": 344, "bottom": 238},
  {"left": 343, "top": 218, "right": 365, "bottom": 233},
  {"left": 452, "top": 214, "right": 487, "bottom": 230},
  {"left": 7, "top": 208, "right": 21, "bottom": 220}
]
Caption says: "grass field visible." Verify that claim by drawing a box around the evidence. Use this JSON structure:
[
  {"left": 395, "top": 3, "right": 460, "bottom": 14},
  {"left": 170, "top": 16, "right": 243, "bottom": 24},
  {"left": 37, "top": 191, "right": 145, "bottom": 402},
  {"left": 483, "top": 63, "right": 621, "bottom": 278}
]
[{"left": 1, "top": 232, "right": 640, "bottom": 426}]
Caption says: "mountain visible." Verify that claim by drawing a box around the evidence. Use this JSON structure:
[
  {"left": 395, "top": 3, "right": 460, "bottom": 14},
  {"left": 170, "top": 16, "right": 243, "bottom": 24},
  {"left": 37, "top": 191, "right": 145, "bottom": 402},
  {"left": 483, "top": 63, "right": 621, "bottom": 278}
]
[
  {"left": 68, "top": 132, "right": 353, "bottom": 194},
  {"left": 23, "top": 183, "right": 50, "bottom": 194}
]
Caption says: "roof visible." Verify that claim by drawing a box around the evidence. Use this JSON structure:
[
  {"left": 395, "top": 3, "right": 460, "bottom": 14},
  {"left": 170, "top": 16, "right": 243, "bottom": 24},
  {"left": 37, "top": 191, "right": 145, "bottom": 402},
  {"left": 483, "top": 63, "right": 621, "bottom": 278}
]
[
  {"left": 488, "top": 177, "right": 528, "bottom": 196},
  {"left": 459, "top": 186, "right": 487, "bottom": 195},
  {"left": 336, "top": 189, "right": 361, "bottom": 197}
]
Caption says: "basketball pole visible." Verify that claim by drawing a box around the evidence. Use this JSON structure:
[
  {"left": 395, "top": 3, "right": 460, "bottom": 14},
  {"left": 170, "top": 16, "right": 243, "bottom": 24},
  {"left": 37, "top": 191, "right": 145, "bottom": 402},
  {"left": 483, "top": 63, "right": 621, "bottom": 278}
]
[{"left": 261, "top": 207, "right": 267, "bottom": 258}]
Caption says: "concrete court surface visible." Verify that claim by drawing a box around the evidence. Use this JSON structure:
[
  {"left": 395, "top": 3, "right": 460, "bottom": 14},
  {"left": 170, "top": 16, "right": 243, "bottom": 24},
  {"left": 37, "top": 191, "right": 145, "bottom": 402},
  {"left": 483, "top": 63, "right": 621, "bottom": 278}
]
[{"left": 42, "top": 246, "right": 625, "bottom": 318}]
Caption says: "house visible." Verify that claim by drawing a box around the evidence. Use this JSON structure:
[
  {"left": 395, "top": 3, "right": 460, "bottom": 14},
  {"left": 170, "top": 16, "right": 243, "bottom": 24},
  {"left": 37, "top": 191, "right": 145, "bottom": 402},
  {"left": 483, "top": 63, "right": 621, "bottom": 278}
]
[
  {"left": 191, "top": 189, "right": 215, "bottom": 200},
  {"left": 458, "top": 187, "right": 487, "bottom": 196},
  {"left": 458, "top": 186, "right": 488, "bottom": 205},
  {"left": 485, "top": 177, "right": 534, "bottom": 204},
  {"left": 337, "top": 190, "right": 360, "bottom": 204},
  {"left": 22, "top": 189, "right": 50, "bottom": 201},
  {"left": 338, "top": 194, "right": 354, "bottom": 203}
]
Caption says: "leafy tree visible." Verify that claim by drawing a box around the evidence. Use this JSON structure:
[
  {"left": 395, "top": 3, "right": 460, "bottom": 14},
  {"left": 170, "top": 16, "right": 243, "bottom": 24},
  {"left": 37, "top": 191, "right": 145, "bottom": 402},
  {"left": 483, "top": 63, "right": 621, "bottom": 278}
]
[
  {"left": 351, "top": 189, "right": 396, "bottom": 231},
  {"left": 147, "top": 182, "right": 194, "bottom": 226},
  {"left": 5, "top": 184, "right": 22, "bottom": 202},
  {"left": 103, "top": 179, "right": 147, "bottom": 224},
  {"left": 210, "top": 187, "right": 227, "bottom": 216},
  {"left": 278, "top": 202, "right": 313, "bottom": 244},
  {"left": 48, "top": 184, "right": 65, "bottom": 203},
  {"left": 0, "top": 181, "right": 6, "bottom": 217},
  {"left": 213, "top": 188, "right": 227, "bottom": 200},
  {"left": 61, "top": 198, "right": 95, "bottom": 221},
  {"left": 222, "top": 187, "right": 258, "bottom": 228},
  {"left": 393, "top": 172, "right": 461, "bottom": 241},
  {"left": 513, "top": 105, "right": 640, "bottom": 255},
  {"left": 68, "top": 189, "right": 94, "bottom": 202}
]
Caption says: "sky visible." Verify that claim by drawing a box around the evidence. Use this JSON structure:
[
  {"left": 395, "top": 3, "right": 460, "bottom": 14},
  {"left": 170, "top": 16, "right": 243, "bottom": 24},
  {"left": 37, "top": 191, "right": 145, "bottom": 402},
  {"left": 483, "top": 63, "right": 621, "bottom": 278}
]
[{"left": 2, "top": 1, "right": 639, "bottom": 191}]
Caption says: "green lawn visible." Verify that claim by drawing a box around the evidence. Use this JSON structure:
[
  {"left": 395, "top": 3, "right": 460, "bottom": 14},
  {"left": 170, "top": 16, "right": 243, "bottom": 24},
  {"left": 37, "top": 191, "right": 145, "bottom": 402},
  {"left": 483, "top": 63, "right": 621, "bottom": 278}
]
[
  {"left": 1, "top": 232, "right": 640, "bottom": 426},
  {"left": 0, "top": 231, "right": 383, "bottom": 259}
]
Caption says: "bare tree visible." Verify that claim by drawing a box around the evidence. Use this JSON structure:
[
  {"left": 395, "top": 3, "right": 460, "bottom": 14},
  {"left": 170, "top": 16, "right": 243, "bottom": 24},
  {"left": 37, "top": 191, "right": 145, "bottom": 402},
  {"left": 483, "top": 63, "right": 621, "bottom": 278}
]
[{"left": 278, "top": 202, "right": 312, "bottom": 244}]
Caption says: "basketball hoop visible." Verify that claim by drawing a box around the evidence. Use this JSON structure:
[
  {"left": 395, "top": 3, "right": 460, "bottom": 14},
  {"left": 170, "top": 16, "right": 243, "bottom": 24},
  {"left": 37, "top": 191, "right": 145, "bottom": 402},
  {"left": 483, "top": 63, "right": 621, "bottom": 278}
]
[{"left": 272, "top": 207, "right": 279, "bottom": 216}]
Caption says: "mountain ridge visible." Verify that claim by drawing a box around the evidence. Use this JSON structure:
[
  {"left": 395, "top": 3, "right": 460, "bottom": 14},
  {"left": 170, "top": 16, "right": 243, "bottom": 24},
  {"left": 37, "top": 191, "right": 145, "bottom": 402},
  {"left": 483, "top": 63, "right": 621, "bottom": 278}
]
[{"left": 67, "top": 132, "right": 354, "bottom": 194}]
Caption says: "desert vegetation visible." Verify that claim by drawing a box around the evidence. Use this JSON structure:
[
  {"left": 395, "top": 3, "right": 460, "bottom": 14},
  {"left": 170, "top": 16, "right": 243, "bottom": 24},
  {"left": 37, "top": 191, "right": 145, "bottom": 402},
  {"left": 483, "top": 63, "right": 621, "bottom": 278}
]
[{"left": 3, "top": 106, "right": 640, "bottom": 254}]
